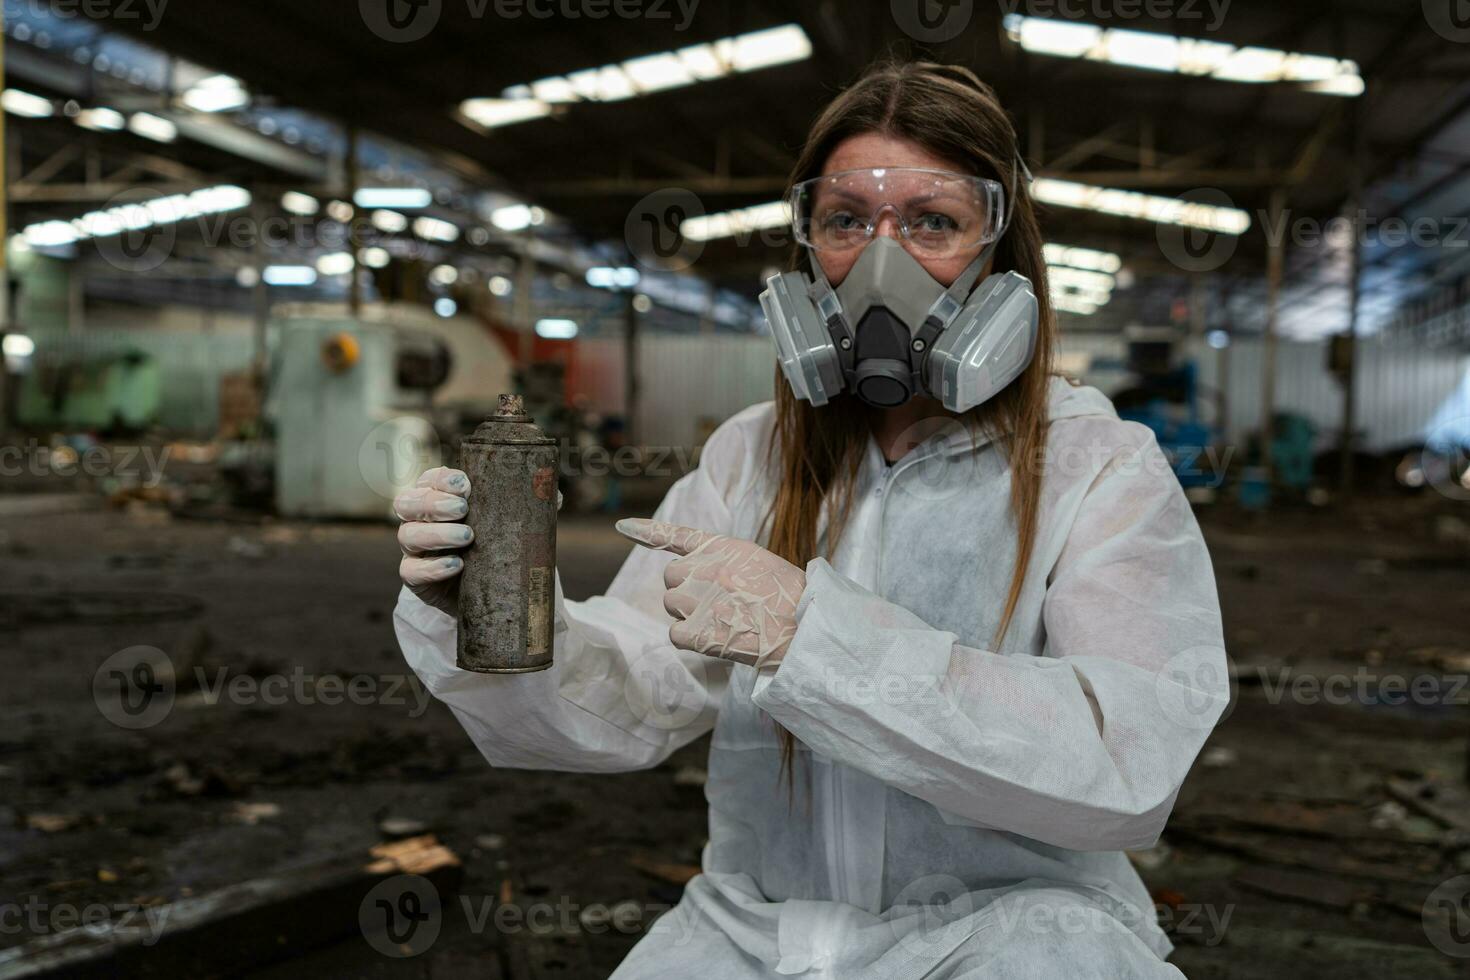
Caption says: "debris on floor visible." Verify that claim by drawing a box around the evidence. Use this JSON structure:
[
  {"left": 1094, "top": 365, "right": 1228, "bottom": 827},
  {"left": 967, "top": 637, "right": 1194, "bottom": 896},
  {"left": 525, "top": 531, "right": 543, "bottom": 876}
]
[{"left": 4, "top": 499, "right": 1466, "bottom": 979}]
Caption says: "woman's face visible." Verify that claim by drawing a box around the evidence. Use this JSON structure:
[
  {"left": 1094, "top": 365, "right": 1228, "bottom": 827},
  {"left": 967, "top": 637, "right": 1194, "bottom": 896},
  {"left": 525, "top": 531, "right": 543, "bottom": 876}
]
[{"left": 813, "top": 132, "right": 990, "bottom": 289}]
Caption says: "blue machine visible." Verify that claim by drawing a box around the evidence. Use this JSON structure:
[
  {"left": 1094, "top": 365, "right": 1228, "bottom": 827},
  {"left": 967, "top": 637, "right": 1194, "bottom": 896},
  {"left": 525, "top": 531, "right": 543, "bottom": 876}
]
[{"left": 1113, "top": 346, "right": 1221, "bottom": 490}]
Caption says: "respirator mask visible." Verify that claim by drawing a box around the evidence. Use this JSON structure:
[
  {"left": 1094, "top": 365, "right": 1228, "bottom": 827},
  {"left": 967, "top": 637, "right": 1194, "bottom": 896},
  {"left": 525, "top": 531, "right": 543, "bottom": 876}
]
[{"left": 760, "top": 160, "right": 1039, "bottom": 412}]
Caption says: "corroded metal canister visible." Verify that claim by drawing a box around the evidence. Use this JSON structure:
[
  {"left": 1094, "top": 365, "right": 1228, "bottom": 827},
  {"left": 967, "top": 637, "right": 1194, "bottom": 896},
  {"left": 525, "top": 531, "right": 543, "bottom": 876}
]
[{"left": 456, "top": 394, "right": 558, "bottom": 673}]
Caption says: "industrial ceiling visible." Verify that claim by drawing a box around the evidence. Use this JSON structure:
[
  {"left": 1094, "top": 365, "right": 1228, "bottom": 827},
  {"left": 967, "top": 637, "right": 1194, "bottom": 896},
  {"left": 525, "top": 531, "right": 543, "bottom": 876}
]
[{"left": 6, "top": 0, "right": 1470, "bottom": 339}]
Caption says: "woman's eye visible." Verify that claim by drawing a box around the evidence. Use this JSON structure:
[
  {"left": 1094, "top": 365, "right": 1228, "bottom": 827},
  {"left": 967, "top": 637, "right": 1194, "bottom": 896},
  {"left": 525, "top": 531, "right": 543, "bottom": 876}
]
[
  {"left": 821, "top": 211, "right": 862, "bottom": 232},
  {"left": 913, "top": 213, "right": 959, "bottom": 234}
]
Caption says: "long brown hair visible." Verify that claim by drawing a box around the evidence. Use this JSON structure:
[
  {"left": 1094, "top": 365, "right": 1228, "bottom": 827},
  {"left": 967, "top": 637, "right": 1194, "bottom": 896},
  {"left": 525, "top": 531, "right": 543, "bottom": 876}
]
[{"left": 762, "top": 61, "right": 1057, "bottom": 783}]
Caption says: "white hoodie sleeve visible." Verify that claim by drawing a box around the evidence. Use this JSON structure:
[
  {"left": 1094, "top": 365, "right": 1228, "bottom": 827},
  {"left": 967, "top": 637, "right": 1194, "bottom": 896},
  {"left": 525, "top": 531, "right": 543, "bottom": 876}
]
[
  {"left": 394, "top": 416, "right": 755, "bottom": 773},
  {"left": 750, "top": 433, "right": 1229, "bottom": 851}
]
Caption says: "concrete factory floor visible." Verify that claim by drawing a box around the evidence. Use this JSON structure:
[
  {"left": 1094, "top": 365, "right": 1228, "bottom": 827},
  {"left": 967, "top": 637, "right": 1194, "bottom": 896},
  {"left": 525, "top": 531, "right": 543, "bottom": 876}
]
[{"left": 2, "top": 490, "right": 1468, "bottom": 978}]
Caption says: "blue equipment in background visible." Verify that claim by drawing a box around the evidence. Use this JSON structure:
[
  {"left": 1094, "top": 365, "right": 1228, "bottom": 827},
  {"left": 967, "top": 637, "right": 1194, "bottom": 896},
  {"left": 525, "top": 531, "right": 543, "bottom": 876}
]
[
  {"left": 1269, "top": 413, "right": 1317, "bottom": 492},
  {"left": 1112, "top": 337, "right": 1221, "bottom": 490}
]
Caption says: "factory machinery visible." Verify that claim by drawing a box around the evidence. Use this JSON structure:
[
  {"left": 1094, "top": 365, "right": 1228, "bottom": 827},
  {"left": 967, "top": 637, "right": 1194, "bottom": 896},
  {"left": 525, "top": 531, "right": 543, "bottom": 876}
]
[{"left": 269, "top": 309, "right": 514, "bottom": 519}]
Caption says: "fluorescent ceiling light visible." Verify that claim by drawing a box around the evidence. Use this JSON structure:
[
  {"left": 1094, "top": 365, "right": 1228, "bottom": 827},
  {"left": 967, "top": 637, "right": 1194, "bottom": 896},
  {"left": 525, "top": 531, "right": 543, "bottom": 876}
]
[
  {"left": 1033, "top": 178, "right": 1251, "bottom": 233},
  {"left": 262, "top": 265, "right": 317, "bottom": 286},
  {"left": 535, "top": 318, "right": 579, "bottom": 340},
  {"left": 21, "top": 184, "right": 250, "bottom": 248},
  {"left": 623, "top": 53, "right": 697, "bottom": 94},
  {"left": 1044, "top": 243, "right": 1122, "bottom": 273},
  {"left": 413, "top": 216, "right": 459, "bottom": 242},
  {"left": 24, "top": 223, "right": 81, "bottom": 247},
  {"left": 181, "top": 74, "right": 249, "bottom": 113},
  {"left": 354, "top": 187, "right": 433, "bottom": 209},
  {"left": 1004, "top": 15, "right": 1362, "bottom": 96},
  {"left": 682, "top": 201, "right": 791, "bottom": 242},
  {"left": 1051, "top": 292, "right": 1098, "bottom": 316},
  {"left": 459, "top": 99, "right": 555, "bottom": 128},
  {"left": 371, "top": 209, "right": 408, "bottom": 233},
  {"left": 281, "top": 191, "right": 319, "bottom": 216},
  {"left": 1177, "top": 38, "right": 1236, "bottom": 75},
  {"left": 1306, "top": 74, "right": 1365, "bottom": 97},
  {"left": 2, "top": 335, "right": 36, "bottom": 357},
  {"left": 1056, "top": 282, "right": 1112, "bottom": 304},
  {"left": 1044, "top": 246, "right": 1119, "bottom": 316},
  {"left": 1285, "top": 53, "right": 1348, "bottom": 82},
  {"left": 358, "top": 246, "right": 390, "bottom": 268},
  {"left": 723, "top": 24, "right": 813, "bottom": 71},
  {"left": 1016, "top": 19, "right": 1099, "bottom": 58},
  {"left": 491, "top": 204, "right": 535, "bottom": 231},
  {"left": 4, "top": 89, "right": 54, "bottom": 117},
  {"left": 128, "top": 112, "right": 178, "bottom": 142},
  {"left": 1213, "top": 46, "right": 1284, "bottom": 82},
  {"left": 1104, "top": 29, "right": 1179, "bottom": 73},
  {"left": 586, "top": 267, "right": 641, "bottom": 289},
  {"left": 76, "top": 107, "right": 125, "bottom": 131},
  {"left": 460, "top": 24, "right": 811, "bottom": 130},
  {"left": 1049, "top": 266, "right": 1115, "bottom": 293},
  {"left": 315, "top": 252, "right": 355, "bottom": 276}
]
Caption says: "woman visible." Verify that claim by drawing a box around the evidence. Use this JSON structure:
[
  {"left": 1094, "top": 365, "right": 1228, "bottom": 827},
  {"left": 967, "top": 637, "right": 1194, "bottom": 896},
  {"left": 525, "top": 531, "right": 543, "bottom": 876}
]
[{"left": 394, "top": 62, "right": 1228, "bottom": 978}]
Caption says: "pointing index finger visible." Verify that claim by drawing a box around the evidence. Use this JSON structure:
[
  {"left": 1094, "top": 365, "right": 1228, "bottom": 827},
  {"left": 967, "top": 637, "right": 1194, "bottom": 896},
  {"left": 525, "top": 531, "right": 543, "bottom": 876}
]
[{"left": 615, "top": 518, "right": 718, "bottom": 557}]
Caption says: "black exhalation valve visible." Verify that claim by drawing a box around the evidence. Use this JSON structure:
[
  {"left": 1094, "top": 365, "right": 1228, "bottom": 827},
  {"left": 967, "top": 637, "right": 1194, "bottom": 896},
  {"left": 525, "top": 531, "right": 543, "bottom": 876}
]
[{"left": 852, "top": 306, "right": 915, "bottom": 407}]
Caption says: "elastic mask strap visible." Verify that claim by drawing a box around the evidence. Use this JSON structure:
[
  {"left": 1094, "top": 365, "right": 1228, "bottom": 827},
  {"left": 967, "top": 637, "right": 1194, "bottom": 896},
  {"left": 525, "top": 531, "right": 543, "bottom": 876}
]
[
  {"left": 808, "top": 248, "right": 833, "bottom": 294},
  {"left": 942, "top": 153, "right": 1028, "bottom": 304},
  {"left": 806, "top": 251, "right": 845, "bottom": 324},
  {"left": 942, "top": 245, "right": 993, "bottom": 304}
]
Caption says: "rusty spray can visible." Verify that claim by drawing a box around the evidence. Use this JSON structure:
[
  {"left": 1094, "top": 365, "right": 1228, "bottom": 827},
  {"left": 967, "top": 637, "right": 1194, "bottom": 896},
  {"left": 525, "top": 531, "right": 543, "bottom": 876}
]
[{"left": 456, "top": 394, "right": 558, "bottom": 673}]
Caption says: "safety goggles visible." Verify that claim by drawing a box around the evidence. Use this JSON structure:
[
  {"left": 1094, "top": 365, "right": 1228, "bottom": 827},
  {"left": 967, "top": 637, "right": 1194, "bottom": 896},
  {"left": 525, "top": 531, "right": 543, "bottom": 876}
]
[{"left": 790, "top": 167, "right": 1009, "bottom": 256}]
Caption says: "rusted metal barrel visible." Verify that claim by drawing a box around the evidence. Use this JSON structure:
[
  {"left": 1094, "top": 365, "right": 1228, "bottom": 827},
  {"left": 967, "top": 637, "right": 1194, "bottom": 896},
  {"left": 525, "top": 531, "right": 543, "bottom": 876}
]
[{"left": 456, "top": 394, "right": 558, "bottom": 673}]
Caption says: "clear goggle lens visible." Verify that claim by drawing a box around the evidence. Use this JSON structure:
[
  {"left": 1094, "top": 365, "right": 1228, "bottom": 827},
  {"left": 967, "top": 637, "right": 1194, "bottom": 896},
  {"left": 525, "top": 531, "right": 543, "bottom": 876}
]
[{"left": 790, "top": 168, "right": 1007, "bottom": 256}]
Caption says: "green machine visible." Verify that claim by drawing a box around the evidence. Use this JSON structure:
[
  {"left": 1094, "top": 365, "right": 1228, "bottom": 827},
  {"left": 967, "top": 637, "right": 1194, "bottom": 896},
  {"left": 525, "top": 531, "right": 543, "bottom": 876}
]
[{"left": 15, "top": 350, "right": 162, "bottom": 433}]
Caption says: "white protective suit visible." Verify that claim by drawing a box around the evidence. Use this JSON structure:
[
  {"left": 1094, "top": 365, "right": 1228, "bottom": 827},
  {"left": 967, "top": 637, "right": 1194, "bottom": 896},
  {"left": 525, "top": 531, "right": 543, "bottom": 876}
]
[{"left": 394, "top": 378, "right": 1229, "bottom": 978}]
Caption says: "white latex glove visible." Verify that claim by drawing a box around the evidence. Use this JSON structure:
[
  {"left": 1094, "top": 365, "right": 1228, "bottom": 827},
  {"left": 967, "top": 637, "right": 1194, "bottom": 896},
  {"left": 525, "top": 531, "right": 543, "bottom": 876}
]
[
  {"left": 395, "top": 466, "right": 473, "bottom": 616},
  {"left": 616, "top": 518, "right": 806, "bottom": 670}
]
